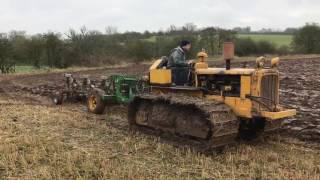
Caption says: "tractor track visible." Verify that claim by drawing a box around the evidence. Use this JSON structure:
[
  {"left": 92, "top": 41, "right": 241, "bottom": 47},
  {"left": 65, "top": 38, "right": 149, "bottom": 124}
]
[
  {"left": 129, "top": 93, "right": 239, "bottom": 150},
  {"left": 128, "top": 93, "right": 288, "bottom": 151}
]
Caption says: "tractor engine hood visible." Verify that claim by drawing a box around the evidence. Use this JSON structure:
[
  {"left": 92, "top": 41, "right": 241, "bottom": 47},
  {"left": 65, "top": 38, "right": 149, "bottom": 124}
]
[{"left": 195, "top": 68, "right": 256, "bottom": 75}]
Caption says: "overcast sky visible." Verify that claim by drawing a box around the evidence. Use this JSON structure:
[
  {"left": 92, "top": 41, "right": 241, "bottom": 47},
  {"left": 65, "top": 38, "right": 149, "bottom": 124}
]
[{"left": 0, "top": 0, "right": 319, "bottom": 34}]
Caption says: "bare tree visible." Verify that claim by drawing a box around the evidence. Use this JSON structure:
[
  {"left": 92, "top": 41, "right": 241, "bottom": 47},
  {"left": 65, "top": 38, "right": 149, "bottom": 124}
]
[
  {"left": 167, "top": 25, "right": 177, "bottom": 33},
  {"left": 183, "top": 23, "right": 197, "bottom": 32},
  {"left": 105, "top": 26, "right": 118, "bottom": 35}
]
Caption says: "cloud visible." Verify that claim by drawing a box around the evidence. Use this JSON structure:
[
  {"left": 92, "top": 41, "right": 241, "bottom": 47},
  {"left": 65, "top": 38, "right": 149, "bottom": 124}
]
[{"left": 0, "top": 0, "right": 319, "bottom": 34}]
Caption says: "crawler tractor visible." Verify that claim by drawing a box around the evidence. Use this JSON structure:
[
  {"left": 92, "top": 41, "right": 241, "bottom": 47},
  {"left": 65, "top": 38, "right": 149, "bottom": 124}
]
[{"left": 128, "top": 42, "right": 296, "bottom": 148}]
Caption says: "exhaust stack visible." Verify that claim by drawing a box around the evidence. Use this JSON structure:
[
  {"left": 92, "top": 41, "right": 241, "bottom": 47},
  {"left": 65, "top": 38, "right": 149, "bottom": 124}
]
[{"left": 223, "top": 42, "right": 234, "bottom": 70}]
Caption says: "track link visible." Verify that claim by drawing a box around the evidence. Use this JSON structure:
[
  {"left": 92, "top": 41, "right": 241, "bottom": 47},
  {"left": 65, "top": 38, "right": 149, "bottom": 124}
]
[{"left": 128, "top": 93, "right": 240, "bottom": 148}]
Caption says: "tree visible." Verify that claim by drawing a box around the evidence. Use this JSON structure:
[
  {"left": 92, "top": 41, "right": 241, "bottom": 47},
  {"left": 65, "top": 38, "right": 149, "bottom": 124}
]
[
  {"left": 44, "top": 32, "right": 64, "bottom": 68},
  {"left": 216, "top": 29, "right": 237, "bottom": 54},
  {"left": 277, "top": 45, "right": 290, "bottom": 55},
  {"left": 235, "top": 38, "right": 257, "bottom": 56},
  {"left": 8, "top": 31, "right": 28, "bottom": 63},
  {"left": 182, "top": 23, "right": 197, "bottom": 34},
  {"left": 292, "top": 24, "right": 320, "bottom": 53},
  {"left": 0, "top": 34, "right": 15, "bottom": 73},
  {"left": 127, "top": 40, "right": 154, "bottom": 63},
  {"left": 167, "top": 25, "right": 177, "bottom": 33},
  {"left": 256, "top": 40, "right": 276, "bottom": 54},
  {"left": 105, "top": 26, "right": 118, "bottom": 35},
  {"left": 199, "top": 27, "right": 218, "bottom": 55},
  {"left": 233, "top": 27, "right": 251, "bottom": 33},
  {"left": 26, "top": 35, "right": 45, "bottom": 68},
  {"left": 235, "top": 38, "right": 276, "bottom": 56},
  {"left": 199, "top": 28, "right": 236, "bottom": 56},
  {"left": 153, "top": 36, "right": 176, "bottom": 57},
  {"left": 284, "top": 27, "right": 298, "bottom": 34}
]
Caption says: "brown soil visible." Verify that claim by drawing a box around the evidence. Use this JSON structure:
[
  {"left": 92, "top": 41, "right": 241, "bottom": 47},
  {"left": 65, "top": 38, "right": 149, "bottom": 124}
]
[
  {"left": 0, "top": 58, "right": 319, "bottom": 144},
  {"left": 279, "top": 58, "right": 320, "bottom": 140},
  {"left": 0, "top": 59, "right": 319, "bottom": 179}
]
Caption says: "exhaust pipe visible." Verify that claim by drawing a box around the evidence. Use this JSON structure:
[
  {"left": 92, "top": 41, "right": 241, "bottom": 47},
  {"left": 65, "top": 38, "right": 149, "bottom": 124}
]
[{"left": 223, "top": 42, "right": 234, "bottom": 70}]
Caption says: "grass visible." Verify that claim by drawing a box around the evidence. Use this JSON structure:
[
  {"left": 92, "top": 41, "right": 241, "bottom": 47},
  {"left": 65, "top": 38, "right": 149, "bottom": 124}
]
[
  {"left": 144, "top": 36, "right": 157, "bottom": 42},
  {"left": 0, "top": 97, "right": 318, "bottom": 179},
  {"left": 238, "top": 34, "right": 293, "bottom": 47},
  {"left": 15, "top": 65, "right": 51, "bottom": 74},
  {"left": 13, "top": 63, "right": 131, "bottom": 75}
]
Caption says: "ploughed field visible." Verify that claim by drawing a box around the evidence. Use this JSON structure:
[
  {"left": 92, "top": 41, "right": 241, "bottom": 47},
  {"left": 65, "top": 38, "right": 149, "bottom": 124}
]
[
  {"left": 279, "top": 58, "right": 320, "bottom": 140},
  {"left": 2, "top": 58, "right": 320, "bottom": 143},
  {"left": 0, "top": 58, "right": 319, "bottom": 179}
]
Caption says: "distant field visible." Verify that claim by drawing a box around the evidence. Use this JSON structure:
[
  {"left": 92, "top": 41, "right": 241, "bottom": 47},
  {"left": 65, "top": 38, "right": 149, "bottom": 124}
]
[
  {"left": 238, "top": 34, "right": 293, "bottom": 47},
  {"left": 146, "top": 34, "right": 293, "bottom": 48},
  {"left": 13, "top": 63, "right": 132, "bottom": 75}
]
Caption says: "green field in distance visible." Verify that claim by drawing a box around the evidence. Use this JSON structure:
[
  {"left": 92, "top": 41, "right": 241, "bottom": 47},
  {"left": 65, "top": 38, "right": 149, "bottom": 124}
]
[{"left": 238, "top": 34, "right": 293, "bottom": 47}]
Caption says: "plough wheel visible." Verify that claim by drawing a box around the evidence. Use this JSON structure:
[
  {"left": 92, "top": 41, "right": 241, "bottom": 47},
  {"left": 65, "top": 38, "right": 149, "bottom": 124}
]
[{"left": 87, "top": 89, "right": 106, "bottom": 114}]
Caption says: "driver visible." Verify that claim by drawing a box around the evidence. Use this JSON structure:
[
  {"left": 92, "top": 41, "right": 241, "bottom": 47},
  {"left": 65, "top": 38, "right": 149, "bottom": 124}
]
[
  {"left": 167, "top": 40, "right": 192, "bottom": 68},
  {"left": 167, "top": 40, "right": 192, "bottom": 86}
]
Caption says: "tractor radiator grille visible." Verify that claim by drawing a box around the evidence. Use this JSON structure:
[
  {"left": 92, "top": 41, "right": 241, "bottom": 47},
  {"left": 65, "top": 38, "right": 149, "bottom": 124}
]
[{"left": 260, "top": 74, "right": 279, "bottom": 110}]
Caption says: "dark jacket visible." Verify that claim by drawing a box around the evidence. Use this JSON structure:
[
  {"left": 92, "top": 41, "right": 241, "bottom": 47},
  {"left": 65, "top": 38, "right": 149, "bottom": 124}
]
[{"left": 167, "top": 47, "right": 188, "bottom": 68}]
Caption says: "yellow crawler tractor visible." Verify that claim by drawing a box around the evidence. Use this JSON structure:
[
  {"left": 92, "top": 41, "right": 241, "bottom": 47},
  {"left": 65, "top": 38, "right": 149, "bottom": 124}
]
[{"left": 128, "top": 42, "right": 296, "bottom": 148}]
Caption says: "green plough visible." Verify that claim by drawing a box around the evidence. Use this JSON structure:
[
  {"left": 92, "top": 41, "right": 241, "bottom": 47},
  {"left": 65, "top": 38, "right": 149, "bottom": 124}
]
[{"left": 52, "top": 74, "right": 146, "bottom": 114}]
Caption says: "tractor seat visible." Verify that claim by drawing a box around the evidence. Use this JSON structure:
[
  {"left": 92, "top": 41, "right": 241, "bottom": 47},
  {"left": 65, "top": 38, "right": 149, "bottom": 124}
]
[{"left": 156, "top": 56, "right": 168, "bottom": 69}]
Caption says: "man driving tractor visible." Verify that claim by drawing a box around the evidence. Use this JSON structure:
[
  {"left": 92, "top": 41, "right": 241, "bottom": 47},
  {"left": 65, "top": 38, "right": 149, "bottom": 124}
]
[
  {"left": 167, "top": 40, "right": 192, "bottom": 85},
  {"left": 167, "top": 40, "right": 192, "bottom": 67}
]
